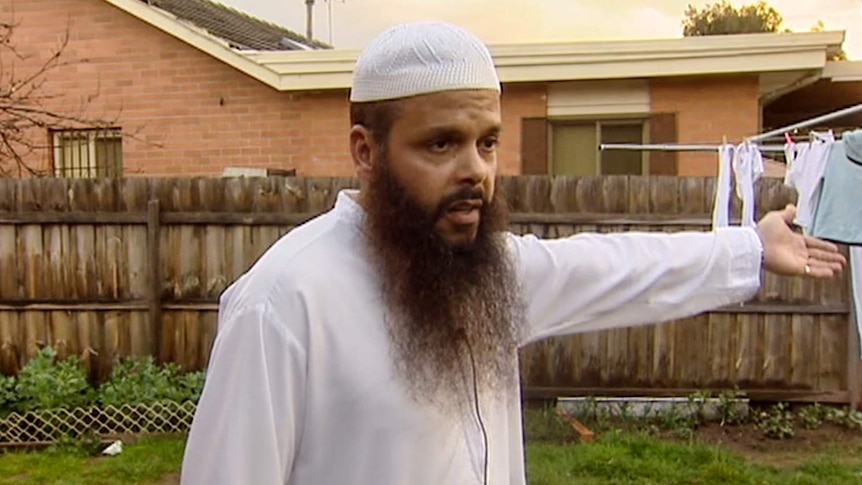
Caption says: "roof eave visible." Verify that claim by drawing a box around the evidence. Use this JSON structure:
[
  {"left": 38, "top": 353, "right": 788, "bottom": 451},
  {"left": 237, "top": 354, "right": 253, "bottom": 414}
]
[
  {"left": 259, "top": 31, "right": 844, "bottom": 91},
  {"left": 823, "top": 60, "right": 862, "bottom": 82}
]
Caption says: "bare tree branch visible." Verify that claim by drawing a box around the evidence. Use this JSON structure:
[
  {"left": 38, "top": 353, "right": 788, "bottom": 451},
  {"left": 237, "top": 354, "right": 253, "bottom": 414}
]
[{"left": 0, "top": 16, "right": 158, "bottom": 177}]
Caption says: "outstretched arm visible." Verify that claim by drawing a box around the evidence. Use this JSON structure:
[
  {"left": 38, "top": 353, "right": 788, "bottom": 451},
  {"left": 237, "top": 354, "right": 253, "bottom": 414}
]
[{"left": 511, "top": 204, "right": 845, "bottom": 346}]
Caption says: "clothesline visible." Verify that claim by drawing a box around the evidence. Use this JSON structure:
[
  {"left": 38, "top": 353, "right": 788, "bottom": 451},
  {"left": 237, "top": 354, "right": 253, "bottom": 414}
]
[
  {"left": 596, "top": 143, "right": 786, "bottom": 152},
  {"left": 599, "top": 102, "right": 862, "bottom": 154}
]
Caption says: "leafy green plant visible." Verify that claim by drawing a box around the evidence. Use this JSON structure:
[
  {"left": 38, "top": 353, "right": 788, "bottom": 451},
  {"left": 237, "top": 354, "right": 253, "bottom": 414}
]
[
  {"left": 653, "top": 390, "right": 714, "bottom": 441},
  {"left": 798, "top": 403, "right": 827, "bottom": 430},
  {"left": 0, "top": 373, "right": 17, "bottom": 414},
  {"left": 0, "top": 347, "right": 207, "bottom": 417},
  {"left": 13, "top": 346, "right": 94, "bottom": 412},
  {"left": 686, "top": 390, "right": 712, "bottom": 427},
  {"left": 657, "top": 403, "right": 697, "bottom": 440},
  {"left": 97, "top": 356, "right": 204, "bottom": 406},
  {"left": 173, "top": 369, "right": 206, "bottom": 403},
  {"left": 757, "top": 402, "right": 794, "bottom": 439},
  {"left": 0, "top": 346, "right": 208, "bottom": 449},
  {"left": 717, "top": 388, "right": 749, "bottom": 426},
  {"left": 611, "top": 400, "right": 634, "bottom": 423},
  {"left": 825, "top": 406, "right": 862, "bottom": 431},
  {"left": 98, "top": 356, "right": 170, "bottom": 406}
]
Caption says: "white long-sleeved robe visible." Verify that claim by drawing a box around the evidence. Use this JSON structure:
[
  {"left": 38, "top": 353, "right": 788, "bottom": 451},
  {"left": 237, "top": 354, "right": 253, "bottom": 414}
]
[{"left": 180, "top": 189, "right": 763, "bottom": 485}]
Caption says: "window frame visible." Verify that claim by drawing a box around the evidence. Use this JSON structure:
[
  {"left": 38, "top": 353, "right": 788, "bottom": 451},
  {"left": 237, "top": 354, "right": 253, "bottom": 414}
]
[
  {"left": 548, "top": 115, "right": 650, "bottom": 176},
  {"left": 51, "top": 128, "right": 124, "bottom": 179}
]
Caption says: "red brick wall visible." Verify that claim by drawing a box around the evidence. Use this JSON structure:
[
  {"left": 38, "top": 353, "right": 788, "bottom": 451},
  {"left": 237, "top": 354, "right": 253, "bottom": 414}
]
[
  {"left": 650, "top": 75, "right": 761, "bottom": 176},
  {"left": 499, "top": 83, "right": 547, "bottom": 175},
  {"left": 3, "top": 0, "right": 547, "bottom": 178},
  {"left": 4, "top": 0, "right": 356, "bottom": 177}
]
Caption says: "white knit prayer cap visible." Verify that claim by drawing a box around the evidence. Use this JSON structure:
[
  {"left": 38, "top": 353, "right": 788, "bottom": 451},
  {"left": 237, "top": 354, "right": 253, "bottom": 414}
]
[{"left": 349, "top": 21, "right": 501, "bottom": 103}]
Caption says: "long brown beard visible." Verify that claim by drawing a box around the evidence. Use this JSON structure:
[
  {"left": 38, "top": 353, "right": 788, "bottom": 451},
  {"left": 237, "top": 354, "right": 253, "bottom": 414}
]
[{"left": 363, "top": 152, "right": 524, "bottom": 407}]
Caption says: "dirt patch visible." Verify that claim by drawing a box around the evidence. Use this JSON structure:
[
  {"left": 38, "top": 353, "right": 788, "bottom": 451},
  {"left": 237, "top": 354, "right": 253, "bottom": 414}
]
[{"left": 660, "top": 422, "right": 862, "bottom": 466}]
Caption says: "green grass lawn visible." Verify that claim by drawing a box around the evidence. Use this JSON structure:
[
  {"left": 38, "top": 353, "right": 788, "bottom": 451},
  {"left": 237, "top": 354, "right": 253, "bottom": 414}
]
[
  {"left": 523, "top": 404, "right": 862, "bottom": 484},
  {"left": 0, "top": 436, "right": 185, "bottom": 485},
  {"left": 527, "top": 431, "right": 862, "bottom": 485},
  {"left": 2, "top": 409, "right": 862, "bottom": 484}
]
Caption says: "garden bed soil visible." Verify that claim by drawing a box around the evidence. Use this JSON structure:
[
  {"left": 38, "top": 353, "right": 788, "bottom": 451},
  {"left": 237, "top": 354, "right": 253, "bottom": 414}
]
[{"left": 673, "top": 422, "right": 862, "bottom": 465}]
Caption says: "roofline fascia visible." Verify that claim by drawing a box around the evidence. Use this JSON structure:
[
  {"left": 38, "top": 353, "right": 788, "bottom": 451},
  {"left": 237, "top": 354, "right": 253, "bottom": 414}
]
[
  {"left": 823, "top": 60, "right": 862, "bottom": 82},
  {"left": 244, "top": 31, "right": 845, "bottom": 91},
  {"left": 102, "top": 0, "right": 281, "bottom": 89}
]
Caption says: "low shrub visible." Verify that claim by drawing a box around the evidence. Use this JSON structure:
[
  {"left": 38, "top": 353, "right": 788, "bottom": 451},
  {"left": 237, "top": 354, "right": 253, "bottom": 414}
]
[
  {"left": 98, "top": 357, "right": 205, "bottom": 407},
  {"left": 0, "top": 346, "right": 206, "bottom": 416},
  {"left": 756, "top": 402, "right": 794, "bottom": 440},
  {"left": 12, "top": 347, "right": 94, "bottom": 413}
]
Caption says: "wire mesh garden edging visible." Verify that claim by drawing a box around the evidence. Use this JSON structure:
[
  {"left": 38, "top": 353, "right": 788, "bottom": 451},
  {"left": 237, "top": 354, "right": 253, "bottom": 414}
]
[{"left": 0, "top": 400, "right": 197, "bottom": 444}]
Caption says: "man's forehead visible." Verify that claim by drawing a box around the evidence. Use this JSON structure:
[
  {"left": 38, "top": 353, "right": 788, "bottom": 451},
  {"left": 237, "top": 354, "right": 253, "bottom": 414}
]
[
  {"left": 399, "top": 89, "right": 501, "bottom": 112},
  {"left": 391, "top": 91, "right": 500, "bottom": 132}
]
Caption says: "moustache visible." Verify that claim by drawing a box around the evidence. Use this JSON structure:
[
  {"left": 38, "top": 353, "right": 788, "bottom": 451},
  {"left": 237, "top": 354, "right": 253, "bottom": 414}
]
[{"left": 432, "top": 187, "right": 488, "bottom": 220}]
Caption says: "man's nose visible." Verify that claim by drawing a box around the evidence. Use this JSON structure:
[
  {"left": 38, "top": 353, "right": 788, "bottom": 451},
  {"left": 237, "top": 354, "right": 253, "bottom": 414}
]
[{"left": 455, "top": 145, "right": 489, "bottom": 186}]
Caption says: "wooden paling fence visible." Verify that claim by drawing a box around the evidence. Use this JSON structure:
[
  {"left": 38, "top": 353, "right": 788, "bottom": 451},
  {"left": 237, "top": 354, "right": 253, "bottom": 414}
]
[{"left": 0, "top": 175, "right": 857, "bottom": 406}]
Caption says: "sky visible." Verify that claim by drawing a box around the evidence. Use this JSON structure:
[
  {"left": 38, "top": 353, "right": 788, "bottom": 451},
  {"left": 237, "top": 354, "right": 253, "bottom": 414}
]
[{"left": 220, "top": 0, "right": 862, "bottom": 59}]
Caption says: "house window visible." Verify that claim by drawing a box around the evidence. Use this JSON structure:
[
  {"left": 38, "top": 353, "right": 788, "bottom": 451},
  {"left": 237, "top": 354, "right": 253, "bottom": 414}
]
[
  {"left": 52, "top": 128, "right": 123, "bottom": 178},
  {"left": 550, "top": 119, "right": 647, "bottom": 176}
]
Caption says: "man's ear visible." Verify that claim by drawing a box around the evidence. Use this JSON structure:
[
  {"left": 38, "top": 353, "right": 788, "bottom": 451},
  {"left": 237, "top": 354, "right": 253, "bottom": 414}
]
[{"left": 350, "top": 125, "right": 376, "bottom": 181}]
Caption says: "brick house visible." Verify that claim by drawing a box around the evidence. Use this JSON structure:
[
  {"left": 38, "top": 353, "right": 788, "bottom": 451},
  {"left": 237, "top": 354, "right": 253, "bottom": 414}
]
[{"left": 3, "top": 0, "right": 849, "bottom": 178}]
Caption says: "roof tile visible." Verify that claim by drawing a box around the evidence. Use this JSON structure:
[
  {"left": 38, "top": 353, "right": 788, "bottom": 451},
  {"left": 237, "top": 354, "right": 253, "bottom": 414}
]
[{"left": 141, "top": 0, "right": 330, "bottom": 50}]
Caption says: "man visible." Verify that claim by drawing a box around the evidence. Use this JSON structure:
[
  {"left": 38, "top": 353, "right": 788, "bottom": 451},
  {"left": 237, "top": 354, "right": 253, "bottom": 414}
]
[{"left": 180, "top": 21, "right": 845, "bottom": 485}]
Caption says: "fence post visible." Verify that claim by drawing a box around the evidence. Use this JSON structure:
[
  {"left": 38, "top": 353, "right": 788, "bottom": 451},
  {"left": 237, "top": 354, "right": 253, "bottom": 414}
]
[{"left": 147, "top": 199, "right": 163, "bottom": 364}]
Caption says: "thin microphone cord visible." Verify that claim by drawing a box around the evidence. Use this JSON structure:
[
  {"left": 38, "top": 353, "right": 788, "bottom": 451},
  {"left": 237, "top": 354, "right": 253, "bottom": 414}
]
[{"left": 462, "top": 333, "right": 489, "bottom": 485}]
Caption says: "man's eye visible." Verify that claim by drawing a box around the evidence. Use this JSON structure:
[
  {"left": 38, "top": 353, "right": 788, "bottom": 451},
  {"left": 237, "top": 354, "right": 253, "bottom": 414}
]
[
  {"left": 481, "top": 137, "right": 499, "bottom": 150},
  {"left": 429, "top": 140, "right": 451, "bottom": 152}
]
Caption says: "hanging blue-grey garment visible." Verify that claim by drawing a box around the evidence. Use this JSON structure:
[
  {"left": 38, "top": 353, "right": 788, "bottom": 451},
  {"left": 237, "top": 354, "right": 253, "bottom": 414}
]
[{"left": 810, "top": 129, "right": 862, "bottom": 246}]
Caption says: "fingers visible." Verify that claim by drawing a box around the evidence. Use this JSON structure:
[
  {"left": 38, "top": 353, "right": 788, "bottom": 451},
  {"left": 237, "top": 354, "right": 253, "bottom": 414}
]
[
  {"left": 807, "top": 264, "right": 838, "bottom": 279},
  {"left": 811, "top": 258, "right": 845, "bottom": 273},
  {"left": 808, "top": 247, "right": 848, "bottom": 265},
  {"left": 803, "top": 235, "right": 841, "bottom": 253},
  {"left": 805, "top": 243, "right": 847, "bottom": 277},
  {"left": 803, "top": 236, "right": 847, "bottom": 277},
  {"left": 807, "top": 259, "right": 844, "bottom": 278}
]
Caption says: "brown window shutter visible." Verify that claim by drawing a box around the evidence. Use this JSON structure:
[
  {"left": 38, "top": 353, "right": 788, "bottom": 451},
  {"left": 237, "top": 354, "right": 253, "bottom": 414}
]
[
  {"left": 648, "top": 113, "right": 678, "bottom": 175},
  {"left": 520, "top": 117, "right": 548, "bottom": 175}
]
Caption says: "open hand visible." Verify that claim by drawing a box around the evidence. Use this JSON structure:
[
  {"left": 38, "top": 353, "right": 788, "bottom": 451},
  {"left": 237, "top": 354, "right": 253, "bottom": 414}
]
[{"left": 756, "top": 204, "right": 846, "bottom": 278}]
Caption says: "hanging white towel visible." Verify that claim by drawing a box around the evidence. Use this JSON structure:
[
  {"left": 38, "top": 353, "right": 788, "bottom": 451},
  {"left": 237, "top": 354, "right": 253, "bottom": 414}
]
[
  {"left": 783, "top": 141, "right": 805, "bottom": 187},
  {"left": 732, "top": 142, "right": 764, "bottom": 228},
  {"left": 787, "top": 138, "right": 834, "bottom": 234},
  {"left": 711, "top": 144, "right": 735, "bottom": 230},
  {"left": 812, "top": 130, "right": 835, "bottom": 143}
]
